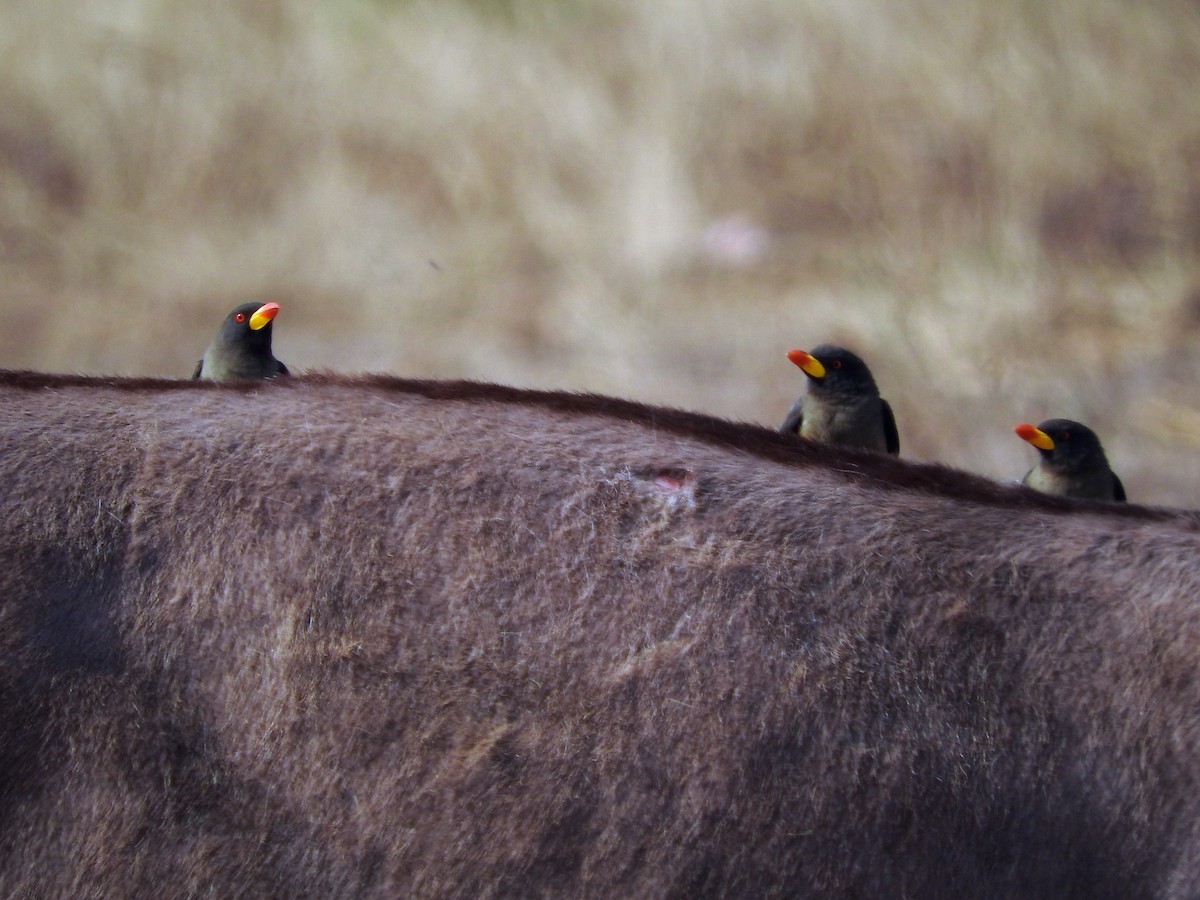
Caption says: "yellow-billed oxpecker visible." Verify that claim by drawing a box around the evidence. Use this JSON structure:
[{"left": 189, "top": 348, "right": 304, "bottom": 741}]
[
  {"left": 780, "top": 344, "right": 899, "bottom": 455},
  {"left": 1014, "top": 418, "right": 1126, "bottom": 502},
  {"left": 193, "top": 301, "right": 288, "bottom": 381}
]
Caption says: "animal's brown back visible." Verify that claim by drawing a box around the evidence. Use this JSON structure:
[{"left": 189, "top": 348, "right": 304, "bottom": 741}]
[{"left": 1, "top": 372, "right": 1199, "bottom": 898}]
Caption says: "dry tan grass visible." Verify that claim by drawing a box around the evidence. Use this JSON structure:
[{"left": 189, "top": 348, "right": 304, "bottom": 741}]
[{"left": 3, "top": 0, "right": 1200, "bottom": 504}]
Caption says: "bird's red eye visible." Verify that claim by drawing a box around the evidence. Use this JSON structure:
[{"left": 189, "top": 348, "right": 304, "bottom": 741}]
[
  {"left": 234, "top": 313, "right": 246, "bottom": 323},
  {"left": 830, "top": 360, "right": 842, "bottom": 369},
  {"left": 1059, "top": 432, "right": 1070, "bottom": 441}
]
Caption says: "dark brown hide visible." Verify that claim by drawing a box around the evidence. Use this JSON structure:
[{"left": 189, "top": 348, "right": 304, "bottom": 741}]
[{"left": 1, "top": 371, "right": 1199, "bottom": 899}]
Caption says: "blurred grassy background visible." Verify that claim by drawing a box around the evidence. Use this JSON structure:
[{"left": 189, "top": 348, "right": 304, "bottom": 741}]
[{"left": 2, "top": 0, "right": 1200, "bottom": 505}]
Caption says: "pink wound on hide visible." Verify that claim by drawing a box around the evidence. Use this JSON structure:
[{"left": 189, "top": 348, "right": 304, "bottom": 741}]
[
  {"left": 654, "top": 474, "right": 689, "bottom": 493},
  {"left": 631, "top": 467, "right": 697, "bottom": 504}
]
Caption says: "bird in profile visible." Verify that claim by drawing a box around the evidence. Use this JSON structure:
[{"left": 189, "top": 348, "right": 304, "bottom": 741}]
[
  {"left": 780, "top": 344, "right": 899, "bottom": 455},
  {"left": 1014, "top": 418, "right": 1125, "bottom": 502},
  {"left": 193, "top": 301, "right": 289, "bottom": 380}
]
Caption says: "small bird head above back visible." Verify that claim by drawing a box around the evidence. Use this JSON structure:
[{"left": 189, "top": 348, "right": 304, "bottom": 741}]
[
  {"left": 218, "top": 301, "right": 279, "bottom": 350},
  {"left": 193, "top": 301, "right": 289, "bottom": 380},
  {"left": 1014, "top": 419, "right": 1106, "bottom": 470},
  {"left": 780, "top": 343, "right": 899, "bottom": 455},
  {"left": 786, "top": 344, "right": 880, "bottom": 398},
  {"left": 1014, "top": 418, "right": 1126, "bottom": 502}
]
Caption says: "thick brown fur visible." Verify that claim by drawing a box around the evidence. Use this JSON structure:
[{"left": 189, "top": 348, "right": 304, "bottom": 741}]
[{"left": 2, "top": 370, "right": 1200, "bottom": 898}]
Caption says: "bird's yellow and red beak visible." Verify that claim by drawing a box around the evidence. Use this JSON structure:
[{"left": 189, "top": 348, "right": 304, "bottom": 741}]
[
  {"left": 1015, "top": 422, "right": 1055, "bottom": 451},
  {"left": 786, "top": 348, "right": 826, "bottom": 379},
  {"left": 248, "top": 302, "right": 280, "bottom": 331}
]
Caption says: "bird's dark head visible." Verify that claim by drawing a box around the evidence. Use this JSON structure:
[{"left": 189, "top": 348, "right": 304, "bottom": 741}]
[
  {"left": 215, "top": 301, "right": 280, "bottom": 352},
  {"left": 1015, "top": 418, "right": 1109, "bottom": 471},
  {"left": 786, "top": 344, "right": 880, "bottom": 396}
]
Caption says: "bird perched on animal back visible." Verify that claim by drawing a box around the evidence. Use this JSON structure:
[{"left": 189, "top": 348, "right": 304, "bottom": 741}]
[
  {"left": 1014, "top": 418, "right": 1125, "bottom": 502},
  {"left": 780, "top": 344, "right": 899, "bottom": 455},
  {"left": 193, "top": 301, "right": 289, "bottom": 380}
]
